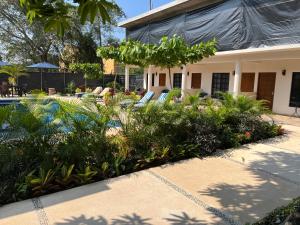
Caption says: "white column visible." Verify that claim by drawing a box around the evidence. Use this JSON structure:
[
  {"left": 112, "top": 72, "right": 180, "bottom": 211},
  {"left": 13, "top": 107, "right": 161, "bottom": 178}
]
[
  {"left": 181, "top": 65, "right": 187, "bottom": 98},
  {"left": 125, "top": 65, "right": 130, "bottom": 91},
  {"left": 233, "top": 61, "right": 241, "bottom": 97},
  {"left": 147, "top": 65, "right": 153, "bottom": 92},
  {"left": 254, "top": 72, "right": 259, "bottom": 93},
  {"left": 143, "top": 71, "right": 147, "bottom": 90}
]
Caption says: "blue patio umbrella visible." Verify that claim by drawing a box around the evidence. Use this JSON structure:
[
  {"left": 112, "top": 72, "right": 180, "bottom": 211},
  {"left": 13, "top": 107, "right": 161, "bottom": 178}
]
[
  {"left": 27, "top": 62, "right": 59, "bottom": 90},
  {"left": 0, "top": 61, "right": 10, "bottom": 67}
]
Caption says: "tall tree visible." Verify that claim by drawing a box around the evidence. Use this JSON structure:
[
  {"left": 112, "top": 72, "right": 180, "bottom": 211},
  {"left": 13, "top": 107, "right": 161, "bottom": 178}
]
[
  {"left": 0, "top": 0, "right": 123, "bottom": 65},
  {"left": 98, "top": 35, "right": 217, "bottom": 88},
  {"left": 0, "top": 0, "right": 60, "bottom": 63}
]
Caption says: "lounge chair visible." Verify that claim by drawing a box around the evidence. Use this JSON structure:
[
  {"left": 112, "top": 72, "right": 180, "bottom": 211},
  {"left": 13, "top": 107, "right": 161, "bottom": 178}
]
[
  {"left": 76, "top": 86, "right": 105, "bottom": 98},
  {"left": 156, "top": 92, "right": 168, "bottom": 104},
  {"left": 120, "top": 91, "right": 155, "bottom": 109},
  {"left": 134, "top": 91, "right": 155, "bottom": 108},
  {"left": 99, "top": 87, "right": 111, "bottom": 98}
]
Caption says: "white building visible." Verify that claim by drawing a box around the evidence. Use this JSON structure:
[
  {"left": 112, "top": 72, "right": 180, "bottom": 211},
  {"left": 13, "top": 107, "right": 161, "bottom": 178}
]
[{"left": 119, "top": 0, "right": 300, "bottom": 115}]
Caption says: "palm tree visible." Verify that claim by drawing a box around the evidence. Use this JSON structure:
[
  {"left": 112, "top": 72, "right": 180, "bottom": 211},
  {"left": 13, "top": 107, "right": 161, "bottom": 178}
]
[{"left": 0, "top": 65, "right": 27, "bottom": 85}]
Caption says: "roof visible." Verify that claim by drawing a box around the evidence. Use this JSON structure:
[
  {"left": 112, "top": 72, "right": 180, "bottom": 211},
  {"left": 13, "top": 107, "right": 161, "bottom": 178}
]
[{"left": 119, "top": 0, "right": 223, "bottom": 28}]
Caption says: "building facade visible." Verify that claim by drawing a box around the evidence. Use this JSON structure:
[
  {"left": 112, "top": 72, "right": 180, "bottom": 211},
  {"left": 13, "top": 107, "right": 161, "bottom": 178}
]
[{"left": 119, "top": 0, "right": 300, "bottom": 115}]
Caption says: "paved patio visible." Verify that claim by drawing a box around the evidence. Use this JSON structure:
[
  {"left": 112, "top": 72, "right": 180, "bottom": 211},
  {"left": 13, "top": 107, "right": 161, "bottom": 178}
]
[{"left": 0, "top": 116, "right": 300, "bottom": 225}]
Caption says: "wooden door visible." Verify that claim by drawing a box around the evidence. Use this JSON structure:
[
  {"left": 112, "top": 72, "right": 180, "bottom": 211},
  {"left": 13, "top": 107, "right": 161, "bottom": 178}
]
[
  {"left": 191, "top": 73, "right": 202, "bottom": 89},
  {"left": 159, "top": 73, "right": 166, "bottom": 86},
  {"left": 257, "top": 73, "right": 276, "bottom": 109},
  {"left": 241, "top": 73, "right": 255, "bottom": 92}
]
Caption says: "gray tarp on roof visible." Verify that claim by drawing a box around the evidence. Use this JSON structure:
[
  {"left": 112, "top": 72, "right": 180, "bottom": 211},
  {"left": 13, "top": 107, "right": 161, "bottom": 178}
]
[{"left": 126, "top": 0, "right": 300, "bottom": 51}]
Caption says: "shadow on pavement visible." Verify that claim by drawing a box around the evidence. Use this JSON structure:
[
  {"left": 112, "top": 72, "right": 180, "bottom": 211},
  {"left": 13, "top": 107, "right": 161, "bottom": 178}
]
[
  {"left": 54, "top": 212, "right": 205, "bottom": 225},
  {"left": 199, "top": 150, "right": 300, "bottom": 224}
]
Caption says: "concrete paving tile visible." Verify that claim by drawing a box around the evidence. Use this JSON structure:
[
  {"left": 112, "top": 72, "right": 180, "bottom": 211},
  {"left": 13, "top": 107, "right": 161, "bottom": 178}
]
[
  {"left": 223, "top": 143, "right": 300, "bottom": 184},
  {"left": 150, "top": 158, "right": 300, "bottom": 224},
  {"left": 40, "top": 171, "right": 227, "bottom": 225},
  {"left": 270, "top": 115, "right": 300, "bottom": 127},
  {"left": 257, "top": 125, "right": 300, "bottom": 153},
  {"left": 0, "top": 200, "right": 39, "bottom": 225}
]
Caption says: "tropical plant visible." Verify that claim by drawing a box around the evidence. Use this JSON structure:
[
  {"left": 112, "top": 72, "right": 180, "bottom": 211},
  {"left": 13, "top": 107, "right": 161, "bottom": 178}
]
[
  {"left": 55, "top": 164, "right": 76, "bottom": 187},
  {"left": 26, "top": 168, "right": 60, "bottom": 196},
  {"left": 166, "top": 88, "right": 182, "bottom": 102},
  {"left": 0, "top": 65, "right": 27, "bottom": 85},
  {"left": 220, "top": 93, "right": 269, "bottom": 115},
  {"left": 97, "top": 35, "right": 217, "bottom": 88},
  {"left": 150, "top": 35, "right": 216, "bottom": 87},
  {"left": 0, "top": 94, "right": 281, "bottom": 206},
  {"left": 19, "top": 0, "right": 121, "bottom": 36},
  {"left": 66, "top": 81, "right": 76, "bottom": 94},
  {"left": 75, "top": 166, "right": 98, "bottom": 184}
]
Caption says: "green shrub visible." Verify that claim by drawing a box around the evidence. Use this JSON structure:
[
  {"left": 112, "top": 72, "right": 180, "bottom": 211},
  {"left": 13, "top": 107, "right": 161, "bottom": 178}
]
[
  {"left": 66, "top": 81, "right": 76, "bottom": 94},
  {"left": 0, "top": 94, "right": 280, "bottom": 205}
]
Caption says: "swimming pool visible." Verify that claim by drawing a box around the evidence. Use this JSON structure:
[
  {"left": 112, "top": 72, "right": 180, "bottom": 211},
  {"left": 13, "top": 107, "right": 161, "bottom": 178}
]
[{"left": 0, "top": 98, "right": 121, "bottom": 137}]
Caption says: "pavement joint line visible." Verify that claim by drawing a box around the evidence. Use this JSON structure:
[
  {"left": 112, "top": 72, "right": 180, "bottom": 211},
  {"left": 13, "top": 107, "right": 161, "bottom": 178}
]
[
  {"left": 223, "top": 157, "right": 300, "bottom": 186},
  {"left": 32, "top": 198, "right": 50, "bottom": 225},
  {"left": 146, "top": 170, "right": 242, "bottom": 225}
]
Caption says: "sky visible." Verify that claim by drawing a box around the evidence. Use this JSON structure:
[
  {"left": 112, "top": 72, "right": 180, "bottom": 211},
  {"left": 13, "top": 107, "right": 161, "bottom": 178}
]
[{"left": 114, "top": 0, "right": 172, "bottom": 39}]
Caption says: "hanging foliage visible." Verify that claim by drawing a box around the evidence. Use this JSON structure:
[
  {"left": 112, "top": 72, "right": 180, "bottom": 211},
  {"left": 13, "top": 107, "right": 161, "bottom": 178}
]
[
  {"left": 19, "top": 0, "right": 121, "bottom": 36},
  {"left": 97, "top": 35, "right": 217, "bottom": 87}
]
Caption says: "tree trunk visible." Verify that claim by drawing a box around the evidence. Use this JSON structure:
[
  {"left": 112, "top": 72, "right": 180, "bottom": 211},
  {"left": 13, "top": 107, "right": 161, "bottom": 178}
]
[
  {"left": 168, "top": 67, "right": 172, "bottom": 89},
  {"left": 98, "top": 19, "right": 104, "bottom": 71},
  {"left": 41, "top": 53, "right": 48, "bottom": 62}
]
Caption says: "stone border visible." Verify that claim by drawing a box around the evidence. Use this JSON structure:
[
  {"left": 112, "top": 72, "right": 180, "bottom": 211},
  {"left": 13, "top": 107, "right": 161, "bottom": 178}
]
[
  {"left": 32, "top": 198, "right": 50, "bottom": 225},
  {"left": 146, "top": 170, "right": 242, "bottom": 225}
]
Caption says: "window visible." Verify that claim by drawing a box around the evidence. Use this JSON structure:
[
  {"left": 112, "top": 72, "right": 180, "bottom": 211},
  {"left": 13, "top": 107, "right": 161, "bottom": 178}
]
[
  {"left": 173, "top": 73, "right": 182, "bottom": 88},
  {"left": 152, "top": 73, "right": 155, "bottom": 87},
  {"left": 211, "top": 73, "right": 229, "bottom": 96},
  {"left": 159, "top": 73, "right": 166, "bottom": 86},
  {"left": 191, "top": 73, "right": 202, "bottom": 89},
  {"left": 241, "top": 73, "right": 255, "bottom": 92},
  {"left": 290, "top": 72, "right": 300, "bottom": 107}
]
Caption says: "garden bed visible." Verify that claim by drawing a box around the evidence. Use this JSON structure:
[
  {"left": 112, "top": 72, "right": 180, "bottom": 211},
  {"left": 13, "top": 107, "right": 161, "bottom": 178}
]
[{"left": 0, "top": 93, "right": 282, "bottom": 206}]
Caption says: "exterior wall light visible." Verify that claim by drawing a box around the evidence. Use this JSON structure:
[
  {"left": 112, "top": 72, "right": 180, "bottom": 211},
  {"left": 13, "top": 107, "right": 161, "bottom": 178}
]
[{"left": 282, "top": 69, "right": 286, "bottom": 76}]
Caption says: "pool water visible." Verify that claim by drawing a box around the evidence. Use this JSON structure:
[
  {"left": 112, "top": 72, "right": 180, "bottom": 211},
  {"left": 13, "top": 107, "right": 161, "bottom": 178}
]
[{"left": 0, "top": 99, "right": 121, "bottom": 135}]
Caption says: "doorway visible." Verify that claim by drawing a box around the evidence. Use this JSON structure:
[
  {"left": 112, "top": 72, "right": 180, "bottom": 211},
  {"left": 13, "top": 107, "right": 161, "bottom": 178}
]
[{"left": 257, "top": 73, "right": 276, "bottom": 109}]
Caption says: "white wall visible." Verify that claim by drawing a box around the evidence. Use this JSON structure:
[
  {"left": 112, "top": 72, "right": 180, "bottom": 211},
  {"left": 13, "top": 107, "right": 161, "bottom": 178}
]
[
  {"left": 244, "top": 60, "right": 298, "bottom": 115},
  {"left": 148, "top": 59, "right": 300, "bottom": 115}
]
